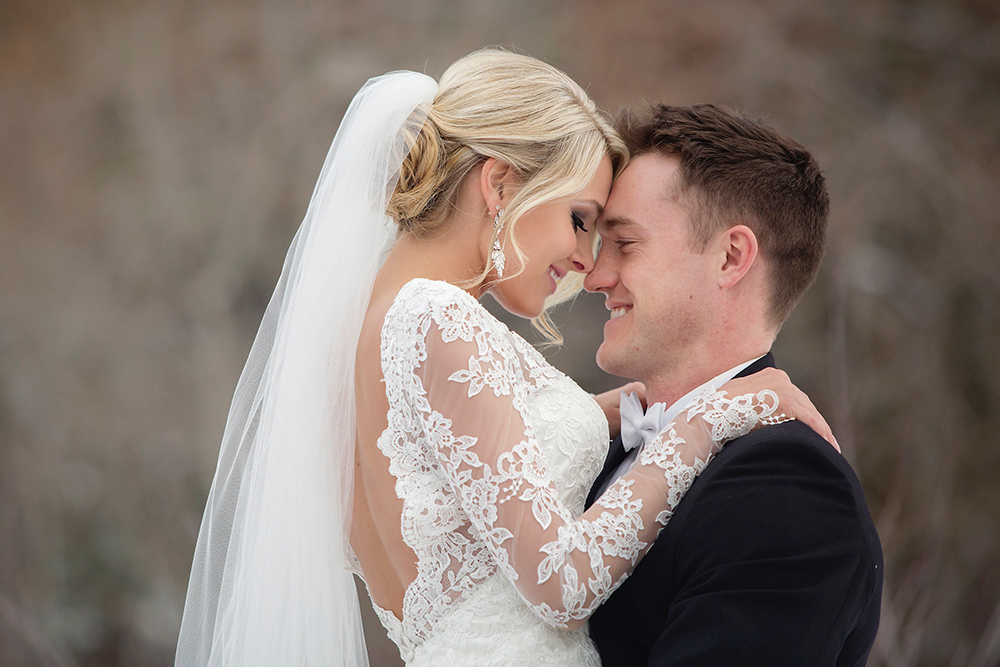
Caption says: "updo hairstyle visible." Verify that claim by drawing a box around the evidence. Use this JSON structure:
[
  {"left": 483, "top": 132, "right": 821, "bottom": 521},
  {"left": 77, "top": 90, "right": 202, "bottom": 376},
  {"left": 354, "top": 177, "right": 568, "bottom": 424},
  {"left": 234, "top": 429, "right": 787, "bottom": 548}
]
[{"left": 387, "top": 48, "right": 628, "bottom": 342}]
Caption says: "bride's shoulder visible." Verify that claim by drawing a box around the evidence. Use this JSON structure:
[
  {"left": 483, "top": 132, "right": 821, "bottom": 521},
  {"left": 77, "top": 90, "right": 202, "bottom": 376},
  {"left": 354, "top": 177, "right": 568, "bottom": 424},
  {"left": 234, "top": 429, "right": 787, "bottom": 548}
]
[
  {"left": 361, "top": 279, "right": 468, "bottom": 348},
  {"left": 394, "top": 277, "right": 473, "bottom": 304},
  {"left": 380, "top": 278, "right": 562, "bottom": 385},
  {"left": 387, "top": 278, "right": 490, "bottom": 327},
  {"left": 376, "top": 279, "right": 510, "bottom": 371}
]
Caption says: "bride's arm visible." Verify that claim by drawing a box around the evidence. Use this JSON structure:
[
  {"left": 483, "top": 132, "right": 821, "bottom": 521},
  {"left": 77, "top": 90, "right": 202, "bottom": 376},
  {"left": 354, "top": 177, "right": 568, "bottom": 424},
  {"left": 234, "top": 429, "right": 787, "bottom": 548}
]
[{"left": 413, "top": 310, "right": 829, "bottom": 631}]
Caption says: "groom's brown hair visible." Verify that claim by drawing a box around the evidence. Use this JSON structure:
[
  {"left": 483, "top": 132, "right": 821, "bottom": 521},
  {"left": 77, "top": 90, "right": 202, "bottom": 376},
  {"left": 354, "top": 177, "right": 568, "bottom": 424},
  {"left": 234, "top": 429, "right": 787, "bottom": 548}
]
[{"left": 616, "top": 104, "right": 829, "bottom": 326}]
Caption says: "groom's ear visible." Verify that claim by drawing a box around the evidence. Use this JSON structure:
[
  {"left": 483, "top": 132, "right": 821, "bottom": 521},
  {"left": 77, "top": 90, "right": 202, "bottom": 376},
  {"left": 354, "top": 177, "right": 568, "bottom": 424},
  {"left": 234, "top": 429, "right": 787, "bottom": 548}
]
[{"left": 716, "top": 224, "right": 759, "bottom": 289}]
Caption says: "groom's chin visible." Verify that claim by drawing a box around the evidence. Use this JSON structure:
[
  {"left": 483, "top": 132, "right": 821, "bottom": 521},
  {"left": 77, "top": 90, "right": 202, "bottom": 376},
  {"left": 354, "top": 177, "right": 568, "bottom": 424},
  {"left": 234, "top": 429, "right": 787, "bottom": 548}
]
[{"left": 595, "top": 341, "right": 626, "bottom": 378}]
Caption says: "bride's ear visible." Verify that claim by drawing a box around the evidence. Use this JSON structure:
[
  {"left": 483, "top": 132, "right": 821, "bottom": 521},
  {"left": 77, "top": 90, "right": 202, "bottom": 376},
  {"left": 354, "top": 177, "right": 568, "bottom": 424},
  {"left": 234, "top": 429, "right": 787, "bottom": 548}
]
[{"left": 479, "top": 158, "right": 515, "bottom": 212}]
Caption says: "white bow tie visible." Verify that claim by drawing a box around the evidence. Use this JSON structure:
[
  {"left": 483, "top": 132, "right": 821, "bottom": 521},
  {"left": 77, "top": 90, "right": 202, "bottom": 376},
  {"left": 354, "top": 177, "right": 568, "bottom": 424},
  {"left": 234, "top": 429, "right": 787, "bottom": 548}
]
[{"left": 619, "top": 392, "right": 670, "bottom": 453}]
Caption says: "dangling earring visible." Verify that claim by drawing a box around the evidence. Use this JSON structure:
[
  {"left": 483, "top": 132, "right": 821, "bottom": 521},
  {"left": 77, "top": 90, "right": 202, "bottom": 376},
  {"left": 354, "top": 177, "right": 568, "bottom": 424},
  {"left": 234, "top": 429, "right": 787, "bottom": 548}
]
[{"left": 492, "top": 207, "right": 506, "bottom": 279}]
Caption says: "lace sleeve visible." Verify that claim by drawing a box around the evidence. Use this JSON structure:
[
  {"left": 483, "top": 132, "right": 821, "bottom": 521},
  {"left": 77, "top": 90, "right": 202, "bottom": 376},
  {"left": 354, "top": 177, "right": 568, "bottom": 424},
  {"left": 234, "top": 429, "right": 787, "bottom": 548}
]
[{"left": 397, "top": 283, "right": 779, "bottom": 631}]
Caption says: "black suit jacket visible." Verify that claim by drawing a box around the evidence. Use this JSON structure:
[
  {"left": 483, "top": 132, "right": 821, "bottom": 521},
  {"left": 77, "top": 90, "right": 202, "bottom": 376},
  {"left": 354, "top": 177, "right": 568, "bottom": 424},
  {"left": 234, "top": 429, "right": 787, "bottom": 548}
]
[{"left": 587, "top": 354, "right": 883, "bottom": 666}]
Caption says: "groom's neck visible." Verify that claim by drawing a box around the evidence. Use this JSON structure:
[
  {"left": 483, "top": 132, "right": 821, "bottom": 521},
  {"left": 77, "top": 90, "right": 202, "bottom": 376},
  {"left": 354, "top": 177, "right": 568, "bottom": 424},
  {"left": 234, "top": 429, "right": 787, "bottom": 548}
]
[{"left": 644, "top": 338, "right": 771, "bottom": 408}]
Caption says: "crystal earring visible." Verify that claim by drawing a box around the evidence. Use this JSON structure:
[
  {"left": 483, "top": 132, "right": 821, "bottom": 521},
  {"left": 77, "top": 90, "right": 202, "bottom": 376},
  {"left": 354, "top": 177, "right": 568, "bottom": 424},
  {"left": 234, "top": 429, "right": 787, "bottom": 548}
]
[{"left": 492, "top": 207, "right": 506, "bottom": 278}]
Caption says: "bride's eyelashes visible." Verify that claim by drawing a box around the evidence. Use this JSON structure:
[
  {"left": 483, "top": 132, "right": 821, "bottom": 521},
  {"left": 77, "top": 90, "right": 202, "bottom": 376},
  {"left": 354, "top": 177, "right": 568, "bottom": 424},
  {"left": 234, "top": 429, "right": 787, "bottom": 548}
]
[{"left": 572, "top": 212, "right": 589, "bottom": 233}]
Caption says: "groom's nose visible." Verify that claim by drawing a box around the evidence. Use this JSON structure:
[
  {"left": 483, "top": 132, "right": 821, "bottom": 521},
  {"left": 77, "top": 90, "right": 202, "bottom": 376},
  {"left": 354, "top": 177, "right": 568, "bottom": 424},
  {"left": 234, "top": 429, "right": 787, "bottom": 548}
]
[{"left": 583, "top": 245, "right": 616, "bottom": 293}]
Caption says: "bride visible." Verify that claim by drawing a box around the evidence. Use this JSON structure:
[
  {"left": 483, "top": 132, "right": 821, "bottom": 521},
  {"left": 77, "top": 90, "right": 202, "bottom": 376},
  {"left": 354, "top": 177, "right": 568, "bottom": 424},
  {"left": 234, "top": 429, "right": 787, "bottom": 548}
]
[{"left": 175, "top": 49, "right": 833, "bottom": 666}]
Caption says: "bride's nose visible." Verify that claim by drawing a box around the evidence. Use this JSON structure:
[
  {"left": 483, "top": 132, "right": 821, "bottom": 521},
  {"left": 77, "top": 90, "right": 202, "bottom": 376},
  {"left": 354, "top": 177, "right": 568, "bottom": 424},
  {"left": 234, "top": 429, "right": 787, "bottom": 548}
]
[{"left": 568, "top": 234, "right": 596, "bottom": 273}]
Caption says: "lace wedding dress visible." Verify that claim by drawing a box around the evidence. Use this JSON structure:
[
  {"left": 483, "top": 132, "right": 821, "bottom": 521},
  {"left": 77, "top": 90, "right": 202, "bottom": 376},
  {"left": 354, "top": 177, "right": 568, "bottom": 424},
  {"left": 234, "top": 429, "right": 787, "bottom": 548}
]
[{"left": 356, "top": 278, "right": 779, "bottom": 666}]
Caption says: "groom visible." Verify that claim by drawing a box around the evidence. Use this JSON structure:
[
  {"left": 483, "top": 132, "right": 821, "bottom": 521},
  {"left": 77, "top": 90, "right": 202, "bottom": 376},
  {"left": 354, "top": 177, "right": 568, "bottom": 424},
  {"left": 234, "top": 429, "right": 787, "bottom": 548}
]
[{"left": 584, "top": 105, "right": 882, "bottom": 665}]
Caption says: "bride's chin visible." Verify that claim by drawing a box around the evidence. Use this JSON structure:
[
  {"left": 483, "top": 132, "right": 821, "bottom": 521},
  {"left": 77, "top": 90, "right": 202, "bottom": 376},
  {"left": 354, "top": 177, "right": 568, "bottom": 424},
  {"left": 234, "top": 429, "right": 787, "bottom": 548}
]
[{"left": 491, "top": 289, "right": 544, "bottom": 320}]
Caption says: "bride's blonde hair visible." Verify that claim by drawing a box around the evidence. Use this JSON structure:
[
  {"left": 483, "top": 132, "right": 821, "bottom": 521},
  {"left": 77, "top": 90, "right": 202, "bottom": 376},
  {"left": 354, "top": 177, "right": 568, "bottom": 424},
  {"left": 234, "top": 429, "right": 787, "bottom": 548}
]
[{"left": 387, "top": 48, "right": 628, "bottom": 342}]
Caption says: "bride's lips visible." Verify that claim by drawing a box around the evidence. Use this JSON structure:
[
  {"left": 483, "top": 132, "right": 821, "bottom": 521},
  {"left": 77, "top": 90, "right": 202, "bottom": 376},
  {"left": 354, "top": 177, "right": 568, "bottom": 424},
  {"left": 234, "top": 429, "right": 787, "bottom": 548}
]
[{"left": 547, "top": 265, "right": 564, "bottom": 293}]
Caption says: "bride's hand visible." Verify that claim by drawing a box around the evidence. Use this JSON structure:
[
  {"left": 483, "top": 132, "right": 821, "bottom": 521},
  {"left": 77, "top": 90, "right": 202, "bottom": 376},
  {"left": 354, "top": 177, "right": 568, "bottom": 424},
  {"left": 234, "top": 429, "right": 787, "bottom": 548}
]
[
  {"left": 718, "top": 369, "right": 840, "bottom": 452},
  {"left": 594, "top": 381, "right": 645, "bottom": 441}
]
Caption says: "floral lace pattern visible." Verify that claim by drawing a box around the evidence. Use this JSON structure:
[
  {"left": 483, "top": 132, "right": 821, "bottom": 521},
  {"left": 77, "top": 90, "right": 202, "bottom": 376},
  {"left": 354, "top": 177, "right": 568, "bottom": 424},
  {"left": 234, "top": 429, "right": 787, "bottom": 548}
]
[{"left": 369, "top": 279, "right": 775, "bottom": 664}]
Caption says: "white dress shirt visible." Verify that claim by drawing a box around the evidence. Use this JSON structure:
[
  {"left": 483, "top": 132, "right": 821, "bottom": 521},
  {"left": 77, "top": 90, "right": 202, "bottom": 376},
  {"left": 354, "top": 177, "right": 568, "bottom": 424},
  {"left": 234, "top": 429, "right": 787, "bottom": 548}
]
[{"left": 594, "top": 356, "right": 764, "bottom": 498}]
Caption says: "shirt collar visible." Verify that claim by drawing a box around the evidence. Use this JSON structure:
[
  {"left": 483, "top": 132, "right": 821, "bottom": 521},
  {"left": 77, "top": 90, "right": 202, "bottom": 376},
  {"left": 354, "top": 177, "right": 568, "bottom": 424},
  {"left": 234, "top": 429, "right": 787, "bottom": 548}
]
[{"left": 660, "top": 355, "right": 765, "bottom": 426}]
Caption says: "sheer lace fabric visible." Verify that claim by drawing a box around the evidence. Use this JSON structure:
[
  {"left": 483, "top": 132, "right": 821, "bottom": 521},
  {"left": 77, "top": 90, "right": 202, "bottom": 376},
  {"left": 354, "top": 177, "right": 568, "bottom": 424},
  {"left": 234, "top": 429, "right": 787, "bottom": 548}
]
[{"left": 357, "top": 279, "right": 779, "bottom": 665}]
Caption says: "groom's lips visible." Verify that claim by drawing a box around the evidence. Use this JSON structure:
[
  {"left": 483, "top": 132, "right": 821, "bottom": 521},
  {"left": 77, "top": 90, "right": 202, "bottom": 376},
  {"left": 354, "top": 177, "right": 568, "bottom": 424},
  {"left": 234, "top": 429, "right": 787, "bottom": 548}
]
[{"left": 606, "top": 303, "right": 632, "bottom": 321}]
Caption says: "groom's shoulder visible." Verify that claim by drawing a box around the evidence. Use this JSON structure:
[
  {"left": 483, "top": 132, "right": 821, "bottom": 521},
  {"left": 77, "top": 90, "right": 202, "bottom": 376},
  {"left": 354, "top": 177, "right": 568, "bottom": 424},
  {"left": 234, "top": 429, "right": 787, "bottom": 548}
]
[
  {"left": 707, "top": 419, "right": 859, "bottom": 486},
  {"left": 695, "top": 419, "right": 871, "bottom": 510},
  {"left": 671, "top": 419, "right": 881, "bottom": 560}
]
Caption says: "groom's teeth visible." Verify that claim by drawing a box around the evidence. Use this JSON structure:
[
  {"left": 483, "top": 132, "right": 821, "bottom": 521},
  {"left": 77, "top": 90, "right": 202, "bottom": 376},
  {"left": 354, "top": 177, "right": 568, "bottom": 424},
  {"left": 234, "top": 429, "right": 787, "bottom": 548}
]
[
  {"left": 610, "top": 307, "right": 627, "bottom": 319},
  {"left": 548, "top": 268, "right": 559, "bottom": 281}
]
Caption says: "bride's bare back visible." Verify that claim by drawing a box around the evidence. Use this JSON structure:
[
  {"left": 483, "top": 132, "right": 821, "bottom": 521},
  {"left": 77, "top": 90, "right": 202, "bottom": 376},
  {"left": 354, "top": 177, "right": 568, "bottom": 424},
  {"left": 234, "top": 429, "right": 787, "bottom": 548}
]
[{"left": 353, "top": 278, "right": 420, "bottom": 617}]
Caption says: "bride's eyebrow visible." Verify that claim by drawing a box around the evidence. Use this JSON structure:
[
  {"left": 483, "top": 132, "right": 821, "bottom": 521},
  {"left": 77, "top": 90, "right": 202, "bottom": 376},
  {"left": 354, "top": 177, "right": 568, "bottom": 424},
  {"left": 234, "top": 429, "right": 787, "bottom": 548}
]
[{"left": 575, "top": 199, "right": 605, "bottom": 216}]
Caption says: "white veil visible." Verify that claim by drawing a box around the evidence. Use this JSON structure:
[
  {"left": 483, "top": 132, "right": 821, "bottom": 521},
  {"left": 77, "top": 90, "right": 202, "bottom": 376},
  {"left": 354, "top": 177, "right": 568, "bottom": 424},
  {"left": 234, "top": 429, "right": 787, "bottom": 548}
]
[{"left": 175, "top": 71, "right": 438, "bottom": 666}]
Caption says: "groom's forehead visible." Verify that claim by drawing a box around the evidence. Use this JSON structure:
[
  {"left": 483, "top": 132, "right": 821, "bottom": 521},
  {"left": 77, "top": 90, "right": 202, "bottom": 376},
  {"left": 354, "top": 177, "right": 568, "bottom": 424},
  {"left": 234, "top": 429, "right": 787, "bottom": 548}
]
[
  {"left": 612, "top": 155, "right": 683, "bottom": 201},
  {"left": 599, "top": 181, "right": 683, "bottom": 235}
]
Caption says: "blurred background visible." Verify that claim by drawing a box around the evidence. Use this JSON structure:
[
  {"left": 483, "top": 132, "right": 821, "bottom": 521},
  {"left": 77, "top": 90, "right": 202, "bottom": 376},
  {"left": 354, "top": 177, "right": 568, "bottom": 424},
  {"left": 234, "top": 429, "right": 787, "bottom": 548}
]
[{"left": 1, "top": 0, "right": 998, "bottom": 665}]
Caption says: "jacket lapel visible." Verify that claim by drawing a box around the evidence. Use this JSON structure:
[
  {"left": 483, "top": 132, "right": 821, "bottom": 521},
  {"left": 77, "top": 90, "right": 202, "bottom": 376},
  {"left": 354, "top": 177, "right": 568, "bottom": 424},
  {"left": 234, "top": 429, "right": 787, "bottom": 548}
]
[
  {"left": 736, "top": 352, "right": 775, "bottom": 378},
  {"left": 587, "top": 436, "right": 628, "bottom": 509}
]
